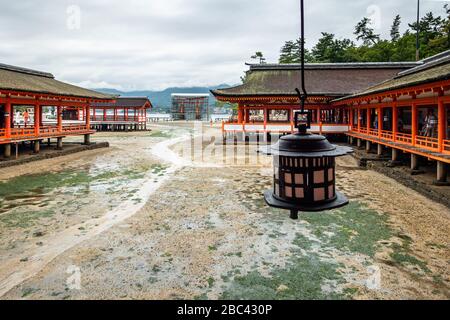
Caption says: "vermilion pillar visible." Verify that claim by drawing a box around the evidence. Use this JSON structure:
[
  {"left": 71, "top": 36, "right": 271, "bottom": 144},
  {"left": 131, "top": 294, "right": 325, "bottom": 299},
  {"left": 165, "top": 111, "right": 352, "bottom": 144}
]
[
  {"left": 412, "top": 103, "right": 418, "bottom": 146},
  {"left": 357, "top": 107, "right": 361, "bottom": 131},
  {"left": 57, "top": 105, "right": 63, "bottom": 132},
  {"left": 377, "top": 107, "right": 382, "bottom": 137},
  {"left": 367, "top": 108, "right": 371, "bottom": 132},
  {"left": 349, "top": 108, "right": 353, "bottom": 129},
  {"left": 438, "top": 98, "right": 445, "bottom": 152},
  {"left": 4, "top": 97, "right": 11, "bottom": 138},
  {"left": 34, "top": 101, "right": 40, "bottom": 136},
  {"left": 237, "top": 104, "right": 244, "bottom": 123},
  {"left": 263, "top": 108, "right": 268, "bottom": 127},
  {"left": 86, "top": 104, "right": 91, "bottom": 129}
]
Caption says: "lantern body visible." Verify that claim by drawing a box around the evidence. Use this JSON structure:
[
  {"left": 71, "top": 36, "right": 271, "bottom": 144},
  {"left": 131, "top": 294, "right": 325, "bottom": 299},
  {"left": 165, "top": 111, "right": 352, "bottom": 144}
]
[{"left": 260, "top": 133, "right": 353, "bottom": 219}]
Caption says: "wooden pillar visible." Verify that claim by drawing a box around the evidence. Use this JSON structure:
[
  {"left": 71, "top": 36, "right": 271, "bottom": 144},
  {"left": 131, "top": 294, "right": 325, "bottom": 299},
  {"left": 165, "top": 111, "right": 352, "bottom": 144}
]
[
  {"left": 436, "top": 161, "right": 448, "bottom": 183},
  {"left": 237, "top": 104, "right": 244, "bottom": 123},
  {"left": 57, "top": 105, "right": 63, "bottom": 133},
  {"left": 103, "top": 108, "right": 107, "bottom": 121},
  {"left": 411, "top": 154, "right": 420, "bottom": 171},
  {"left": 33, "top": 140, "right": 40, "bottom": 153},
  {"left": 377, "top": 144, "right": 383, "bottom": 156},
  {"left": 86, "top": 103, "right": 91, "bottom": 129},
  {"left": 412, "top": 103, "right": 418, "bottom": 146},
  {"left": 377, "top": 107, "right": 382, "bottom": 137},
  {"left": 84, "top": 134, "right": 91, "bottom": 145},
  {"left": 392, "top": 103, "right": 398, "bottom": 141},
  {"left": 4, "top": 144, "right": 11, "bottom": 158},
  {"left": 366, "top": 108, "right": 371, "bottom": 132},
  {"left": 4, "top": 96, "right": 11, "bottom": 139},
  {"left": 357, "top": 107, "right": 361, "bottom": 131},
  {"left": 263, "top": 108, "right": 268, "bottom": 129},
  {"left": 34, "top": 101, "right": 41, "bottom": 136},
  {"left": 392, "top": 148, "right": 400, "bottom": 162},
  {"left": 56, "top": 137, "right": 63, "bottom": 150},
  {"left": 438, "top": 98, "right": 445, "bottom": 152},
  {"left": 349, "top": 107, "right": 353, "bottom": 129}
]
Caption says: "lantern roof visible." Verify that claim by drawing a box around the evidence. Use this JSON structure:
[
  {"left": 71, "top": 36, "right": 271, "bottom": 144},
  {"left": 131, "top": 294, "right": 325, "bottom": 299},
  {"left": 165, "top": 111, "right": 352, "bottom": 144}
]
[{"left": 260, "top": 133, "right": 353, "bottom": 158}]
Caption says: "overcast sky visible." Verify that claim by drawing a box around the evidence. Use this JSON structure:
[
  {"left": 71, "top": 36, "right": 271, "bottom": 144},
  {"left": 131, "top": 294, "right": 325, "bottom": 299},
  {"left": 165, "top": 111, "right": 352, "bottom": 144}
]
[{"left": 0, "top": 0, "right": 448, "bottom": 91}]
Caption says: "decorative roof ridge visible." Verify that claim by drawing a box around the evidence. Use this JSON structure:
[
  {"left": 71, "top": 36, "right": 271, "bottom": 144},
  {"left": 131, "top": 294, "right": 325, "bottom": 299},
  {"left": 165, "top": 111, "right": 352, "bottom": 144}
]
[
  {"left": 246, "top": 62, "right": 420, "bottom": 71},
  {"left": 397, "top": 51, "right": 450, "bottom": 77},
  {"left": 0, "top": 63, "right": 54, "bottom": 79}
]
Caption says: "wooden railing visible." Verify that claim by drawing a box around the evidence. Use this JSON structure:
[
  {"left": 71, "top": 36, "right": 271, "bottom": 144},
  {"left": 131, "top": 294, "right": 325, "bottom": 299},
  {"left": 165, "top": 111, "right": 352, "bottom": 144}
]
[
  {"left": 415, "top": 136, "right": 439, "bottom": 150},
  {"left": 0, "top": 124, "right": 90, "bottom": 140},
  {"left": 443, "top": 140, "right": 450, "bottom": 154},
  {"left": 380, "top": 130, "right": 394, "bottom": 140},
  {"left": 91, "top": 115, "right": 145, "bottom": 122},
  {"left": 10, "top": 127, "right": 35, "bottom": 138},
  {"left": 349, "top": 126, "right": 447, "bottom": 154},
  {"left": 396, "top": 132, "right": 413, "bottom": 144}
]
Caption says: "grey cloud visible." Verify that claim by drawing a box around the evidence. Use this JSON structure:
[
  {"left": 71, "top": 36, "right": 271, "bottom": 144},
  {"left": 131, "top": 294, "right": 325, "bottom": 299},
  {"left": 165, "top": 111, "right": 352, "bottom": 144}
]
[{"left": 0, "top": 0, "right": 447, "bottom": 90}]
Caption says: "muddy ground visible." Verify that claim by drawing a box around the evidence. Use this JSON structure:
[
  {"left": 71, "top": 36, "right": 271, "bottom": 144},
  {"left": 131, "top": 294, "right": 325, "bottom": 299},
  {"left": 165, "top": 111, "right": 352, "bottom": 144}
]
[{"left": 0, "top": 123, "right": 448, "bottom": 300}]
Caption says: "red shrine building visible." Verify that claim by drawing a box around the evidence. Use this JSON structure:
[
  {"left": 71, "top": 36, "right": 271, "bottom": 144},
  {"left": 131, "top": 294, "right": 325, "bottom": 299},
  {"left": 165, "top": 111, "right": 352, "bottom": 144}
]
[
  {"left": 212, "top": 50, "right": 450, "bottom": 183},
  {"left": 0, "top": 63, "right": 115, "bottom": 157},
  {"left": 90, "top": 97, "right": 152, "bottom": 131},
  {"left": 212, "top": 62, "right": 417, "bottom": 138}
]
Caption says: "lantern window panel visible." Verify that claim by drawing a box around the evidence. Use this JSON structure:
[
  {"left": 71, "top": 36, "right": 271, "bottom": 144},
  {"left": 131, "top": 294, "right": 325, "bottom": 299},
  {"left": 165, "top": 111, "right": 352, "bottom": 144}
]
[
  {"left": 285, "top": 187, "right": 293, "bottom": 198},
  {"left": 328, "top": 168, "right": 334, "bottom": 182},
  {"left": 328, "top": 185, "right": 335, "bottom": 198},
  {"left": 314, "top": 170, "right": 325, "bottom": 184},
  {"left": 295, "top": 187, "right": 304, "bottom": 198},
  {"left": 294, "top": 173, "right": 304, "bottom": 184},
  {"left": 314, "top": 187, "right": 326, "bottom": 202},
  {"left": 285, "top": 173, "right": 292, "bottom": 184}
]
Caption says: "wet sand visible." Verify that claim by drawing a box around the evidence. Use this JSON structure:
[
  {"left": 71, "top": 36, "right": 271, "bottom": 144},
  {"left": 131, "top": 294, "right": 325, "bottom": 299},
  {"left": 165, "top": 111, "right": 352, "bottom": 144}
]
[{"left": 0, "top": 123, "right": 448, "bottom": 300}]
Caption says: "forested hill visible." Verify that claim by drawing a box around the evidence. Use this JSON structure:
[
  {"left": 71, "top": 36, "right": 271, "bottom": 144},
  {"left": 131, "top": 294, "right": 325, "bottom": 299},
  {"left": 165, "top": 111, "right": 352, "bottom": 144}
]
[{"left": 96, "top": 85, "right": 231, "bottom": 111}]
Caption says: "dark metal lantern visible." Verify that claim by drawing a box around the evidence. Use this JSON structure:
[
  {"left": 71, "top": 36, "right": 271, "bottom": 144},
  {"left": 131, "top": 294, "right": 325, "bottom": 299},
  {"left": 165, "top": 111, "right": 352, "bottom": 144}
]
[{"left": 260, "top": 116, "right": 353, "bottom": 220}]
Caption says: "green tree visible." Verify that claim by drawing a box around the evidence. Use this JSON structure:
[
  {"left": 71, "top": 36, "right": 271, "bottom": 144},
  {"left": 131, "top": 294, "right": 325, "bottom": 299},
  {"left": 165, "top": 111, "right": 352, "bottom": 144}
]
[
  {"left": 279, "top": 40, "right": 298, "bottom": 63},
  {"left": 354, "top": 17, "right": 380, "bottom": 45},
  {"left": 310, "top": 33, "right": 355, "bottom": 62},
  {"left": 251, "top": 51, "right": 266, "bottom": 64},
  {"left": 391, "top": 15, "right": 401, "bottom": 42},
  {"left": 279, "top": 38, "right": 313, "bottom": 63}
]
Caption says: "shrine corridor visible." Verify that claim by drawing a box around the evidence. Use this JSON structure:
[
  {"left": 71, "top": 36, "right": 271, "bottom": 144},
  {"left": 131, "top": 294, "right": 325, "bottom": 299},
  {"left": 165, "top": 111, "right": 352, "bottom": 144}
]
[{"left": 0, "top": 123, "right": 448, "bottom": 300}]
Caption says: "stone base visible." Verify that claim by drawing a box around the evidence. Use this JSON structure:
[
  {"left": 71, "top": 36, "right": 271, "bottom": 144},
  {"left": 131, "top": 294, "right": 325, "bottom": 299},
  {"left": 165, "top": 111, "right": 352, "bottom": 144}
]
[
  {"left": 387, "top": 160, "right": 403, "bottom": 167},
  {"left": 410, "top": 169, "right": 425, "bottom": 176},
  {"left": 432, "top": 180, "right": 450, "bottom": 186}
]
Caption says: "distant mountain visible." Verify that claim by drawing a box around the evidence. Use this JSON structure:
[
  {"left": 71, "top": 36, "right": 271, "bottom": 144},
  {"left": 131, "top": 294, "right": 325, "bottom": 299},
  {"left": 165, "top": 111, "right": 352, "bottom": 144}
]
[{"left": 95, "top": 84, "right": 232, "bottom": 111}]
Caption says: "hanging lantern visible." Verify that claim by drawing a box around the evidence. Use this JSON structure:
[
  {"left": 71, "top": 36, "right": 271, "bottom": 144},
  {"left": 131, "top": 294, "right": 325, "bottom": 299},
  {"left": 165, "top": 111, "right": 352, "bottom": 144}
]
[
  {"left": 259, "top": 0, "right": 353, "bottom": 220},
  {"left": 260, "top": 113, "right": 353, "bottom": 220}
]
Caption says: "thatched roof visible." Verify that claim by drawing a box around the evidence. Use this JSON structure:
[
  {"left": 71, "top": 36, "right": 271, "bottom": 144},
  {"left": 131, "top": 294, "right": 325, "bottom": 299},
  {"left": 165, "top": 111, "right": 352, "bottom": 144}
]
[
  {"left": 0, "top": 63, "right": 115, "bottom": 100},
  {"left": 211, "top": 62, "right": 418, "bottom": 99},
  {"left": 334, "top": 51, "right": 450, "bottom": 101}
]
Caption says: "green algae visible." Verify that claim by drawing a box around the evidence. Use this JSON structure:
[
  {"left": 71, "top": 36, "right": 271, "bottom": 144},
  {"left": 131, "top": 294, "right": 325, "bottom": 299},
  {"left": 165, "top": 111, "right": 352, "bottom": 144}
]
[
  {"left": 0, "top": 162, "right": 161, "bottom": 229},
  {"left": 300, "top": 202, "right": 393, "bottom": 257},
  {"left": 220, "top": 202, "right": 393, "bottom": 300},
  {"left": 148, "top": 130, "right": 173, "bottom": 138}
]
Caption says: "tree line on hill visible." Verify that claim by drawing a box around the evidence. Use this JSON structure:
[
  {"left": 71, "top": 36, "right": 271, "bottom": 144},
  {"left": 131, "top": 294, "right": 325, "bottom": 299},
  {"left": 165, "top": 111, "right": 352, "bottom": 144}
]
[{"left": 250, "top": 4, "right": 450, "bottom": 65}]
